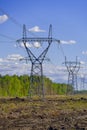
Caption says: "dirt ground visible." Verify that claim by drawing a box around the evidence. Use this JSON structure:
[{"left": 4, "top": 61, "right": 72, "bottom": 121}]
[{"left": 0, "top": 95, "right": 87, "bottom": 130}]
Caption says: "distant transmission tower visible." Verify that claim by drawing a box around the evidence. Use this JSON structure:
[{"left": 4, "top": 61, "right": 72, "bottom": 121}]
[
  {"left": 80, "top": 75, "right": 85, "bottom": 89},
  {"left": 64, "top": 56, "right": 80, "bottom": 94},
  {"left": 80, "top": 74, "right": 87, "bottom": 90},
  {"left": 17, "top": 24, "right": 60, "bottom": 98}
]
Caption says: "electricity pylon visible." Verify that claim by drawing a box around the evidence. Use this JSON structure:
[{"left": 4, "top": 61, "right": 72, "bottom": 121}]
[
  {"left": 80, "top": 74, "right": 87, "bottom": 90},
  {"left": 80, "top": 75, "right": 85, "bottom": 89},
  {"left": 64, "top": 56, "right": 80, "bottom": 94},
  {"left": 17, "top": 24, "right": 60, "bottom": 98}
]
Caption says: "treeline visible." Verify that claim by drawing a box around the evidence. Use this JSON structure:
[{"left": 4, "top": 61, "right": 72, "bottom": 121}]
[
  {"left": 74, "top": 90, "right": 87, "bottom": 94},
  {"left": 0, "top": 75, "right": 72, "bottom": 97}
]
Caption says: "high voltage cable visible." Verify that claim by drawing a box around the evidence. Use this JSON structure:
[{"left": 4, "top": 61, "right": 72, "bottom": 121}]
[
  {"left": 0, "top": 7, "right": 38, "bottom": 37},
  {"left": 60, "top": 44, "right": 66, "bottom": 58},
  {"left": 0, "top": 40, "right": 15, "bottom": 43},
  {"left": 57, "top": 43, "right": 66, "bottom": 59},
  {"left": 0, "top": 33, "right": 17, "bottom": 44},
  {"left": 0, "top": 33, "right": 16, "bottom": 40},
  {"left": 47, "top": 43, "right": 65, "bottom": 67},
  {"left": 0, "top": 7, "right": 22, "bottom": 28}
]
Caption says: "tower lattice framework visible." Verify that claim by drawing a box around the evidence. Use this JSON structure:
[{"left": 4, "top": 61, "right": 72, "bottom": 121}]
[
  {"left": 64, "top": 56, "right": 80, "bottom": 94},
  {"left": 17, "top": 24, "right": 60, "bottom": 97}
]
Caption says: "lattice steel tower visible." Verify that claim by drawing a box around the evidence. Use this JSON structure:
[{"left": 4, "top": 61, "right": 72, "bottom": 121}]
[
  {"left": 80, "top": 75, "right": 85, "bottom": 89},
  {"left": 17, "top": 24, "right": 60, "bottom": 97},
  {"left": 64, "top": 56, "right": 80, "bottom": 94}
]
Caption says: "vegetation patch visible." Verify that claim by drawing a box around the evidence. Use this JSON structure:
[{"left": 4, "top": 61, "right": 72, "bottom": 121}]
[{"left": 0, "top": 95, "right": 87, "bottom": 129}]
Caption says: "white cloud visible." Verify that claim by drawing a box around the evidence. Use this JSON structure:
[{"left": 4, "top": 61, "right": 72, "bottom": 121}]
[
  {"left": 33, "top": 42, "right": 41, "bottom": 48},
  {"left": 0, "top": 54, "right": 82, "bottom": 84},
  {"left": 7, "top": 54, "right": 23, "bottom": 61},
  {"left": 60, "top": 40, "right": 76, "bottom": 44},
  {"left": 0, "top": 54, "right": 31, "bottom": 75},
  {"left": 43, "top": 64, "right": 67, "bottom": 83},
  {"left": 80, "top": 61, "right": 85, "bottom": 65},
  {"left": 0, "top": 58, "right": 4, "bottom": 62},
  {"left": 29, "top": 26, "right": 45, "bottom": 32},
  {"left": 17, "top": 42, "right": 41, "bottom": 48},
  {"left": 0, "top": 54, "right": 85, "bottom": 90},
  {"left": 0, "top": 55, "right": 68, "bottom": 83},
  {"left": 0, "top": 14, "right": 8, "bottom": 24},
  {"left": 82, "top": 51, "right": 87, "bottom": 55},
  {"left": 19, "top": 42, "right": 33, "bottom": 48}
]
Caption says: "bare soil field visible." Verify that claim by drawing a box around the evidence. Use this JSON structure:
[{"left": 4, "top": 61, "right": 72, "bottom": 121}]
[{"left": 0, "top": 95, "right": 87, "bottom": 130}]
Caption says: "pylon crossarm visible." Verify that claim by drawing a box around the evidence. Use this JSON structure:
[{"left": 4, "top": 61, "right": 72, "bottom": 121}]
[{"left": 17, "top": 37, "right": 59, "bottom": 43}]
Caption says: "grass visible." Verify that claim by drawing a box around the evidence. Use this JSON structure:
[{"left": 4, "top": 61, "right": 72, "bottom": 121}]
[
  {"left": 0, "top": 94, "right": 87, "bottom": 115},
  {"left": 0, "top": 94, "right": 87, "bottom": 129}
]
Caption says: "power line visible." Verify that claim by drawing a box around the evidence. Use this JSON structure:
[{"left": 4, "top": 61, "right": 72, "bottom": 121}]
[
  {"left": 60, "top": 44, "right": 65, "bottom": 58},
  {"left": 0, "top": 7, "right": 39, "bottom": 37},
  {"left": 57, "top": 43, "right": 66, "bottom": 59},
  {"left": 0, "top": 41, "right": 15, "bottom": 43},
  {"left": 0, "top": 7, "right": 22, "bottom": 29},
  {"left": 0, "top": 33, "right": 16, "bottom": 44},
  {"left": 0, "top": 33, "right": 16, "bottom": 40}
]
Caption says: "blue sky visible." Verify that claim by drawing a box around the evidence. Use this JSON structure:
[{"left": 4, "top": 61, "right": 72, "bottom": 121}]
[{"left": 0, "top": 0, "right": 87, "bottom": 89}]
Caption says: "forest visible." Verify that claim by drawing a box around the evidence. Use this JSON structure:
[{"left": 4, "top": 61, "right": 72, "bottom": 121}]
[{"left": 0, "top": 74, "right": 73, "bottom": 97}]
